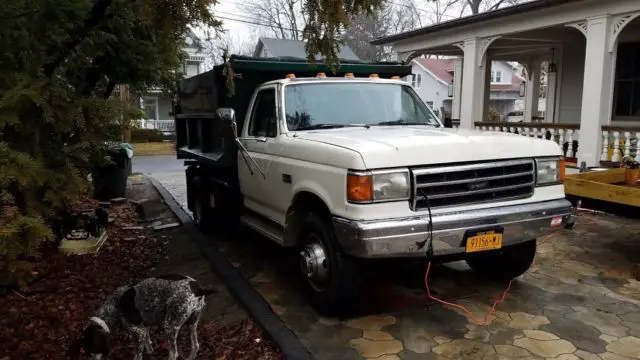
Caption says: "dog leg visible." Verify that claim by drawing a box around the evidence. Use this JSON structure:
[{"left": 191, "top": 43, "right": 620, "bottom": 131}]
[
  {"left": 164, "top": 327, "right": 180, "bottom": 360},
  {"left": 132, "top": 333, "right": 147, "bottom": 360},
  {"left": 185, "top": 309, "right": 203, "bottom": 360},
  {"left": 143, "top": 328, "right": 154, "bottom": 354}
]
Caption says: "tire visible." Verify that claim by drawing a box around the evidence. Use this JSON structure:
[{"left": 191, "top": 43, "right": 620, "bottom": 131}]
[
  {"left": 465, "top": 239, "right": 537, "bottom": 282},
  {"left": 296, "top": 211, "right": 360, "bottom": 315},
  {"left": 192, "top": 177, "right": 238, "bottom": 235},
  {"left": 192, "top": 185, "right": 215, "bottom": 234}
]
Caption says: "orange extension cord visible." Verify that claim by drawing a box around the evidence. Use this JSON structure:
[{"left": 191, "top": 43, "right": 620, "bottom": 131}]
[{"left": 422, "top": 211, "right": 598, "bottom": 326}]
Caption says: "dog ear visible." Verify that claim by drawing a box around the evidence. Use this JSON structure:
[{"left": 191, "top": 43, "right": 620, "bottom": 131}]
[{"left": 65, "top": 338, "right": 83, "bottom": 360}]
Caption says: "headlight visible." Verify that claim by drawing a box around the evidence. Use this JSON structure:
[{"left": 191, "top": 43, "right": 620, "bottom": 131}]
[
  {"left": 535, "top": 157, "right": 565, "bottom": 185},
  {"left": 347, "top": 169, "right": 410, "bottom": 203}
]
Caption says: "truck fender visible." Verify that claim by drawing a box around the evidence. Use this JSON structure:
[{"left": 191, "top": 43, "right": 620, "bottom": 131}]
[{"left": 284, "top": 188, "right": 333, "bottom": 246}]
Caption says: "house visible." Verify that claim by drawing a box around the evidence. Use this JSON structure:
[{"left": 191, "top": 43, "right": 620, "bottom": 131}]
[
  {"left": 140, "top": 29, "right": 206, "bottom": 133},
  {"left": 407, "top": 58, "right": 523, "bottom": 118},
  {"left": 253, "top": 37, "right": 361, "bottom": 61},
  {"left": 372, "top": 0, "right": 640, "bottom": 167}
]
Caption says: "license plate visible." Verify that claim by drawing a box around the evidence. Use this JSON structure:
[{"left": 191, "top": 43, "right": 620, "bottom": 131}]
[{"left": 465, "top": 230, "right": 503, "bottom": 253}]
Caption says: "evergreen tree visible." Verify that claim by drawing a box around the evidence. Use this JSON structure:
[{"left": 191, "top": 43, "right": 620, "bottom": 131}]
[{"left": 0, "top": 0, "right": 389, "bottom": 286}]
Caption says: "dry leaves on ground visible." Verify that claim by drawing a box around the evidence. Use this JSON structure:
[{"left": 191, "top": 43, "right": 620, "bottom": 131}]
[{"left": 0, "top": 199, "right": 282, "bottom": 359}]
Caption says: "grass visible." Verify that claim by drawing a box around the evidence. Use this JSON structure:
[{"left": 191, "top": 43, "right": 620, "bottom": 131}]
[{"left": 133, "top": 141, "right": 176, "bottom": 156}]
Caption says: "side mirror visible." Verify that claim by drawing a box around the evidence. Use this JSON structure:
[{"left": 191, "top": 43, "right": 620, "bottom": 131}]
[{"left": 216, "top": 108, "right": 237, "bottom": 137}]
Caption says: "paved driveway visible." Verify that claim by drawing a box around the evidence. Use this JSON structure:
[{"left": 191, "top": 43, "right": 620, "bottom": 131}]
[{"left": 135, "top": 155, "right": 640, "bottom": 360}]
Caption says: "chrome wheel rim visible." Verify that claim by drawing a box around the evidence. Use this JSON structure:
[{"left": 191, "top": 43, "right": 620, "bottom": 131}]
[{"left": 299, "top": 234, "right": 329, "bottom": 292}]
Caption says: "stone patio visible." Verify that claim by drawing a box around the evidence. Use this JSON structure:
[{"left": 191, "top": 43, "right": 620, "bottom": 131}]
[{"left": 140, "top": 157, "right": 640, "bottom": 360}]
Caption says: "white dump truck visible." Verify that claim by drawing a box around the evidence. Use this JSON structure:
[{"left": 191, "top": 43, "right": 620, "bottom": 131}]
[{"left": 173, "top": 55, "right": 572, "bottom": 314}]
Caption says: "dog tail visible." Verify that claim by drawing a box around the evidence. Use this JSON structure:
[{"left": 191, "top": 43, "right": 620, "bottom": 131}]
[{"left": 193, "top": 287, "right": 218, "bottom": 297}]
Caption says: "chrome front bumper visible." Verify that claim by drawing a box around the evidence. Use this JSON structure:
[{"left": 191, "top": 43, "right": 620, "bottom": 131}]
[{"left": 332, "top": 199, "right": 572, "bottom": 258}]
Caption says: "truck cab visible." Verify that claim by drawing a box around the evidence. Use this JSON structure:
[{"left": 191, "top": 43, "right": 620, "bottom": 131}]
[{"left": 174, "top": 55, "right": 572, "bottom": 314}]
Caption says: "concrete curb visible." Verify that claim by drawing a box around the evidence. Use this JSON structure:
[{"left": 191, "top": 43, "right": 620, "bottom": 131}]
[{"left": 149, "top": 176, "right": 315, "bottom": 360}]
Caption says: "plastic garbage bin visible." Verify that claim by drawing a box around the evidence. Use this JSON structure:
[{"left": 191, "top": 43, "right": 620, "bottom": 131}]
[{"left": 92, "top": 143, "right": 133, "bottom": 201}]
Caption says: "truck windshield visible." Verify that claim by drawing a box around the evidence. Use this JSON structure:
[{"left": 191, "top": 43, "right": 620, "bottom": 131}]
[{"left": 284, "top": 82, "right": 441, "bottom": 131}]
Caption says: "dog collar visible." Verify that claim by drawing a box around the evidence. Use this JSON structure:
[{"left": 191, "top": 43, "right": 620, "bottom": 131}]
[{"left": 88, "top": 316, "right": 110, "bottom": 333}]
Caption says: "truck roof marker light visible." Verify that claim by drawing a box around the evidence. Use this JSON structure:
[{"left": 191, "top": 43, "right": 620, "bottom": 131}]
[
  {"left": 316, "top": 72, "right": 327, "bottom": 78},
  {"left": 391, "top": 76, "right": 400, "bottom": 79},
  {"left": 369, "top": 73, "right": 379, "bottom": 78},
  {"left": 286, "top": 73, "right": 296, "bottom": 79},
  {"left": 345, "top": 73, "right": 355, "bottom": 78}
]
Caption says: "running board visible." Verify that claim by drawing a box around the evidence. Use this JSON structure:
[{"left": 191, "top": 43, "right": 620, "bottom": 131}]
[{"left": 240, "top": 214, "right": 286, "bottom": 246}]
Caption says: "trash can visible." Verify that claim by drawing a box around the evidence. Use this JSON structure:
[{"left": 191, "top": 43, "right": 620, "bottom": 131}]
[{"left": 92, "top": 143, "right": 134, "bottom": 201}]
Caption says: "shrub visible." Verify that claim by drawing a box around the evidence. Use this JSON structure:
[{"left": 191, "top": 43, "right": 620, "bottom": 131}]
[{"left": 131, "top": 128, "right": 165, "bottom": 143}]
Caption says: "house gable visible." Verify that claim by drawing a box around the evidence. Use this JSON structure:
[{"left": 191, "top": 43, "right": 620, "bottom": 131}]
[{"left": 253, "top": 37, "right": 361, "bottom": 61}]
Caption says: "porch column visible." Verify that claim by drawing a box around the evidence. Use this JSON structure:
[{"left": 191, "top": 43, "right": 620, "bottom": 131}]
[
  {"left": 545, "top": 69, "right": 558, "bottom": 123},
  {"left": 524, "top": 61, "right": 541, "bottom": 122},
  {"left": 578, "top": 15, "right": 615, "bottom": 167},
  {"left": 451, "top": 58, "right": 463, "bottom": 122},
  {"left": 460, "top": 38, "right": 487, "bottom": 129},
  {"left": 483, "top": 59, "right": 492, "bottom": 121},
  {"left": 545, "top": 48, "right": 561, "bottom": 123}
]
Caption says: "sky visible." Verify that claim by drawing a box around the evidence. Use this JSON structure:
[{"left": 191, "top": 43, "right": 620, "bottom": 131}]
[{"left": 193, "top": 0, "right": 534, "bottom": 54}]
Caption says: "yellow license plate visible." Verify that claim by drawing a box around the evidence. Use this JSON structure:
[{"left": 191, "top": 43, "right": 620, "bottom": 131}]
[{"left": 465, "top": 231, "right": 503, "bottom": 253}]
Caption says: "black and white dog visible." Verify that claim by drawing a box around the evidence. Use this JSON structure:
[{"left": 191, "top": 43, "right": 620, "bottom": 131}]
[{"left": 67, "top": 274, "right": 217, "bottom": 360}]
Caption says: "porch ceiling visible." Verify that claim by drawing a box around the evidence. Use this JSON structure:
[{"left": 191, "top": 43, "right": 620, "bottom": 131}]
[
  {"left": 410, "top": 26, "right": 583, "bottom": 61},
  {"left": 375, "top": 0, "right": 640, "bottom": 54}
]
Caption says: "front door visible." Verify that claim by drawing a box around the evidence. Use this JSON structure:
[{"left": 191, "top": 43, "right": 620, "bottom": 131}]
[{"left": 237, "top": 85, "right": 282, "bottom": 222}]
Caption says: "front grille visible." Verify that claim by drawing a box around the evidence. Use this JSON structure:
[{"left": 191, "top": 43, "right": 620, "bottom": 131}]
[{"left": 411, "top": 159, "right": 535, "bottom": 210}]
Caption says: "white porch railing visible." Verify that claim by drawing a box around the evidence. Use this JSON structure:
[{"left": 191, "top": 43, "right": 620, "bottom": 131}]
[
  {"left": 474, "top": 122, "right": 581, "bottom": 160},
  {"left": 473, "top": 123, "right": 640, "bottom": 165},
  {"left": 600, "top": 126, "right": 640, "bottom": 163},
  {"left": 139, "top": 119, "right": 175, "bottom": 133}
]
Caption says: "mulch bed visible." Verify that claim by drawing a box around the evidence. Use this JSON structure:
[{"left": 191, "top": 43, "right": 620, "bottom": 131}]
[{"left": 0, "top": 198, "right": 282, "bottom": 359}]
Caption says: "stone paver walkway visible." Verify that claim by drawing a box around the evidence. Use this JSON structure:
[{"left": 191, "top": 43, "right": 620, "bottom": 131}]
[{"left": 140, "top": 158, "right": 640, "bottom": 360}]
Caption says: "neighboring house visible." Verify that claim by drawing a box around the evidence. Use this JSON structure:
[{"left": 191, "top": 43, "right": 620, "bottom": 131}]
[
  {"left": 406, "top": 58, "right": 523, "bottom": 118},
  {"left": 253, "top": 37, "right": 361, "bottom": 61},
  {"left": 140, "top": 29, "right": 206, "bottom": 133}
]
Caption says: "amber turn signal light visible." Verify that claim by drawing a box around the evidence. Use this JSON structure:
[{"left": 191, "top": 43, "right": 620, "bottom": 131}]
[
  {"left": 559, "top": 158, "right": 566, "bottom": 181},
  {"left": 347, "top": 174, "right": 373, "bottom": 202}
]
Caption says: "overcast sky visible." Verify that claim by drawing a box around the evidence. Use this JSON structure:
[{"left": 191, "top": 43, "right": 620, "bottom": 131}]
[{"left": 194, "top": 0, "right": 533, "bottom": 52}]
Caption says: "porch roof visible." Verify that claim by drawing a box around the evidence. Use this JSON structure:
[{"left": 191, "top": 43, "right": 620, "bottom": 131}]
[{"left": 371, "top": 0, "right": 580, "bottom": 45}]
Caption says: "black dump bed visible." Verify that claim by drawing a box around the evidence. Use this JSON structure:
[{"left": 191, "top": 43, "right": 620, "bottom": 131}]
[{"left": 174, "top": 55, "right": 412, "bottom": 166}]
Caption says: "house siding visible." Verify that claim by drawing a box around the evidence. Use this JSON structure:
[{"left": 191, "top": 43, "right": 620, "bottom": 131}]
[
  {"left": 557, "top": 39, "right": 586, "bottom": 123},
  {"left": 406, "top": 63, "right": 450, "bottom": 113}
]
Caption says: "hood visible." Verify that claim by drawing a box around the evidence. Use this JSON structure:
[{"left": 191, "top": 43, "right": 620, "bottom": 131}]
[{"left": 292, "top": 126, "right": 562, "bottom": 169}]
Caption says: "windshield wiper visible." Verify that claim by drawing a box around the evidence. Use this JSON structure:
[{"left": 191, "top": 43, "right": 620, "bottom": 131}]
[
  {"left": 376, "top": 120, "right": 440, "bottom": 127},
  {"left": 295, "top": 123, "right": 370, "bottom": 130}
]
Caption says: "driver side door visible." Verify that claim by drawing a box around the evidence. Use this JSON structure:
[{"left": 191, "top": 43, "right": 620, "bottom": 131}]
[{"left": 237, "top": 85, "right": 280, "bottom": 221}]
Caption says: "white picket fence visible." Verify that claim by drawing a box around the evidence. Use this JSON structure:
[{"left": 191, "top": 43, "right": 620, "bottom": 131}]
[{"left": 139, "top": 119, "right": 175, "bottom": 134}]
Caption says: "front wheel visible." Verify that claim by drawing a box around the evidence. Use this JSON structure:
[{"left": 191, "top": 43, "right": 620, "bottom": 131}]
[
  {"left": 465, "top": 239, "right": 537, "bottom": 282},
  {"left": 297, "top": 212, "right": 360, "bottom": 315}
]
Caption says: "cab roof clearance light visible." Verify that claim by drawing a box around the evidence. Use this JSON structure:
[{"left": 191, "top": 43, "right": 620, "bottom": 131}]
[
  {"left": 285, "top": 73, "right": 296, "bottom": 79},
  {"left": 369, "top": 73, "right": 380, "bottom": 78},
  {"left": 344, "top": 73, "right": 355, "bottom": 78},
  {"left": 391, "top": 76, "right": 400, "bottom": 79},
  {"left": 316, "top": 72, "right": 327, "bottom": 78}
]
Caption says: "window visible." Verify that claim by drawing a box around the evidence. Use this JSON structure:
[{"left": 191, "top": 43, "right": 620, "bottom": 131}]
[
  {"left": 184, "top": 61, "right": 200, "bottom": 78},
  {"left": 142, "top": 97, "right": 158, "bottom": 120},
  {"left": 248, "top": 89, "right": 277, "bottom": 137},
  {"left": 491, "top": 71, "right": 502, "bottom": 83},
  {"left": 411, "top": 73, "right": 422, "bottom": 88},
  {"left": 284, "top": 82, "right": 440, "bottom": 130},
  {"left": 613, "top": 42, "right": 640, "bottom": 118}
]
